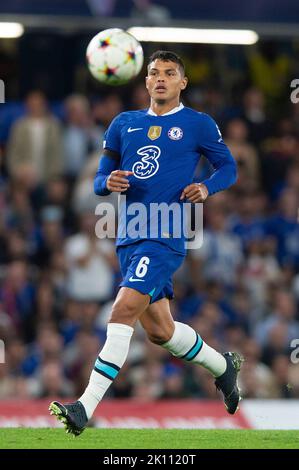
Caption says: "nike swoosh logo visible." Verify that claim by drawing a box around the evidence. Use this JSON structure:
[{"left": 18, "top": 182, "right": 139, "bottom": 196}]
[
  {"left": 127, "top": 127, "right": 143, "bottom": 133},
  {"left": 129, "top": 276, "right": 145, "bottom": 282}
]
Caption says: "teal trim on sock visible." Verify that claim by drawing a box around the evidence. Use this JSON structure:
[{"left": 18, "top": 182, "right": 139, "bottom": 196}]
[
  {"left": 183, "top": 334, "right": 203, "bottom": 361},
  {"left": 94, "top": 358, "right": 119, "bottom": 380}
]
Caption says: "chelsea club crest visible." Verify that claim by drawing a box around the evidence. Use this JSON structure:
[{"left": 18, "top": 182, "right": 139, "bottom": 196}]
[{"left": 168, "top": 127, "right": 183, "bottom": 140}]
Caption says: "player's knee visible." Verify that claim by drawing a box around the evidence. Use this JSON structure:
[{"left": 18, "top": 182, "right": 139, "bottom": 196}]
[
  {"left": 146, "top": 327, "right": 172, "bottom": 345},
  {"left": 109, "top": 299, "right": 139, "bottom": 324}
]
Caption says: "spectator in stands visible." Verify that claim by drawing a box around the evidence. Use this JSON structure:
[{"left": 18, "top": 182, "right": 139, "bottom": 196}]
[
  {"left": 7, "top": 90, "right": 63, "bottom": 184},
  {"left": 64, "top": 331, "right": 101, "bottom": 394},
  {"left": 261, "top": 129, "right": 298, "bottom": 196},
  {"left": 22, "top": 324, "right": 63, "bottom": 377},
  {"left": 72, "top": 152, "right": 119, "bottom": 215},
  {"left": 271, "top": 355, "right": 296, "bottom": 398},
  {"left": 0, "top": 361, "right": 30, "bottom": 399},
  {"left": 242, "top": 87, "right": 271, "bottom": 144},
  {"left": 255, "top": 289, "right": 299, "bottom": 354},
  {"left": 31, "top": 206, "right": 65, "bottom": 268},
  {"left": 225, "top": 118, "right": 260, "bottom": 187},
  {"left": 190, "top": 205, "right": 243, "bottom": 287},
  {"left": 0, "top": 260, "right": 35, "bottom": 342},
  {"left": 242, "top": 237, "right": 281, "bottom": 307},
  {"left": 64, "top": 212, "right": 117, "bottom": 302},
  {"left": 34, "top": 360, "right": 74, "bottom": 398},
  {"left": 63, "top": 94, "right": 100, "bottom": 180},
  {"left": 6, "top": 182, "right": 35, "bottom": 237},
  {"left": 91, "top": 93, "right": 123, "bottom": 130},
  {"left": 6, "top": 230, "right": 28, "bottom": 262},
  {"left": 238, "top": 338, "right": 279, "bottom": 398},
  {"left": 229, "top": 191, "right": 267, "bottom": 251},
  {"left": 266, "top": 187, "right": 299, "bottom": 268}
]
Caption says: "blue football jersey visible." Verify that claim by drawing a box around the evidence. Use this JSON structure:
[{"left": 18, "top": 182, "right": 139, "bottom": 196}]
[{"left": 102, "top": 105, "right": 236, "bottom": 254}]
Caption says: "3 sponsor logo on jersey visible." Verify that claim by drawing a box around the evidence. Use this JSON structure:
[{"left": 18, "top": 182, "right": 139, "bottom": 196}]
[
  {"left": 168, "top": 127, "right": 183, "bottom": 140},
  {"left": 132, "top": 145, "right": 160, "bottom": 179}
]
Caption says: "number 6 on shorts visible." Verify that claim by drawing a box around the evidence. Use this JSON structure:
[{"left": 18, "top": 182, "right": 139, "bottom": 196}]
[{"left": 135, "top": 256, "right": 150, "bottom": 278}]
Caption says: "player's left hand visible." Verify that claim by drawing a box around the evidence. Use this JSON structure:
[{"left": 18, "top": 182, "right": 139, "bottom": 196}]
[{"left": 180, "top": 183, "right": 209, "bottom": 203}]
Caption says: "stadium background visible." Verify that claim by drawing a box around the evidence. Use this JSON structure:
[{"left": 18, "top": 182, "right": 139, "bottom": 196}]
[{"left": 0, "top": 0, "right": 299, "bottom": 429}]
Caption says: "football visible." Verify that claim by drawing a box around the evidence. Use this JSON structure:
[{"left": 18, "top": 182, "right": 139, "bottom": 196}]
[{"left": 86, "top": 28, "right": 144, "bottom": 85}]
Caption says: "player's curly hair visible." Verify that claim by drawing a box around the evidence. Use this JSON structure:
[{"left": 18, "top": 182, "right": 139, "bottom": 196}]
[{"left": 147, "top": 50, "right": 185, "bottom": 75}]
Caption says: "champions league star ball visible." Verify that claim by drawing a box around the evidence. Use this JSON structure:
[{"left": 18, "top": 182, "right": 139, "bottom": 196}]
[{"left": 86, "top": 28, "right": 144, "bottom": 85}]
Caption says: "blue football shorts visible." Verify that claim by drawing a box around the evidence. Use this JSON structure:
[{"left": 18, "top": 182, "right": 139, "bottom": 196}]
[{"left": 116, "top": 240, "right": 185, "bottom": 304}]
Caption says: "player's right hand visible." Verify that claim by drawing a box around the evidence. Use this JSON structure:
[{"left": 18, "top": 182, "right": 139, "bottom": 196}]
[{"left": 106, "top": 170, "right": 134, "bottom": 192}]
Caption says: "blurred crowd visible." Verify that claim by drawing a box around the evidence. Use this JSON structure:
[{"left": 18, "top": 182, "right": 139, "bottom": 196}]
[{"left": 0, "top": 42, "right": 299, "bottom": 402}]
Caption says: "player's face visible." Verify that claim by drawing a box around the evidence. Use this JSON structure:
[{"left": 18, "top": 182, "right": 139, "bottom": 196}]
[{"left": 145, "top": 60, "right": 187, "bottom": 103}]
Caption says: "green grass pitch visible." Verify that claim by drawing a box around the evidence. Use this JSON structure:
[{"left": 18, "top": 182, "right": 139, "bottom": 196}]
[{"left": 0, "top": 429, "right": 298, "bottom": 449}]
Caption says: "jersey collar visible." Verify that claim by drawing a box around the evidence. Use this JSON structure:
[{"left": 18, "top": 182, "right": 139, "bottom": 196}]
[{"left": 147, "top": 102, "right": 184, "bottom": 116}]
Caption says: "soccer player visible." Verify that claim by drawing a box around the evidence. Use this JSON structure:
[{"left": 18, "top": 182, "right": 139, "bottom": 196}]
[{"left": 49, "top": 51, "right": 243, "bottom": 435}]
